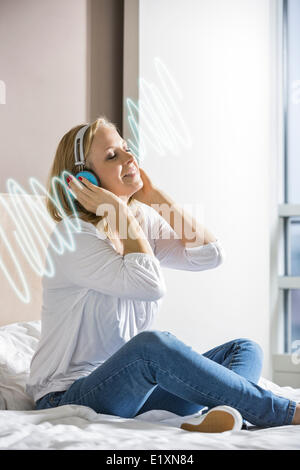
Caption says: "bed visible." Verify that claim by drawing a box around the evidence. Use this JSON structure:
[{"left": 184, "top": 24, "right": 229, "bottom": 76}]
[{"left": 0, "top": 192, "right": 299, "bottom": 450}]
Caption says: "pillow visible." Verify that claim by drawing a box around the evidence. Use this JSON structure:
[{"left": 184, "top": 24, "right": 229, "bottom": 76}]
[{"left": 0, "top": 321, "right": 41, "bottom": 410}]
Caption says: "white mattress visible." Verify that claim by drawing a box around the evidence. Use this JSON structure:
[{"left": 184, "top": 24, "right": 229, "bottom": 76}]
[
  {"left": 0, "top": 321, "right": 299, "bottom": 450},
  {"left": 0, "top": 377, "right": 299, "bottom": 450}
]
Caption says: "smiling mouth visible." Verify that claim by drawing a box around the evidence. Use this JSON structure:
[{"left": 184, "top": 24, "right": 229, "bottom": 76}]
[{"left": 123, "top": 170, "right": 138, "bottom": 178}]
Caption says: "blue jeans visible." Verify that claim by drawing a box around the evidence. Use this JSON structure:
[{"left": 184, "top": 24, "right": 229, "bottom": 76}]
[{"left": 35, "top": 330, "right": 297, "bottom": 427}]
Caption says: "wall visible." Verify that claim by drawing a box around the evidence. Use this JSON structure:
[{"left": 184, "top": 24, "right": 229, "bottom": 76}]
[
  {"left": 0, "top": 0, "right": 124, "bottom": 193},
  {"left": 127, "top": 0, "right": 274, "bottom": 377}
]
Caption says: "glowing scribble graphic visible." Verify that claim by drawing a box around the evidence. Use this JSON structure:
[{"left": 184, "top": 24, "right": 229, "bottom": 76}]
[
  {"left": 291, "top": 340, "right": 300, "bottom": 365},
  {"left": 0, "top": 173, "right": 81, "bottom": 303},
  {"left": 1, "top": 173, "right": 205, "bottom": 304},
  {"left": 0, "top": 57, "right": 195, "bottom": 304},
  {"left": 125, "top": 57, "right": 193, "bottom": 163},
  {"left": 291, "top": 80, "right": 300, "bottom": 105},
  {"left": 0, "top": 80, "right": 5, "bottom": 105}
]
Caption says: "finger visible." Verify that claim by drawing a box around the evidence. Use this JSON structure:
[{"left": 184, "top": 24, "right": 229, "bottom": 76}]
[
  {"left": 68, "top": 176, "right": 96, "bottom": 209},
  {"left": 70, "top": 176, "right": 85, "bottom": 188},
  {"left": 68, "top": 178, "right": 88, "bottom": 201},
  {"left": 138, "top": 168, "right": 148, "bottom": 181},
  {"left": 66, "top": 182, "right": 82, "bottom": 201},
  {"left": 68, "top": 187, "right": 91, "bottom": 209},
  {"left": 77, "top": 176, "right": 97, "bottom": 190},
  {"left": 139, "top": 167, "right": 147, "bottom": 177},
  {"left": 67, "top": 186, "right": 77, "bottom": 199}
]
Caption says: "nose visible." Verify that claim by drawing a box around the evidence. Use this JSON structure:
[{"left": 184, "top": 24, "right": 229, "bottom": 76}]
[{"left": 121, "top": 150, "right": 135, "bottom": 164}]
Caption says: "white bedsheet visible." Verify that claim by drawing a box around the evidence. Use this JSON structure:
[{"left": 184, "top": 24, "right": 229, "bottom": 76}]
[
  {"left": 1, "top": 321, "right": 299, "bottom": 450},
  {"left": 0, "top": 377, "right": 299, "bottom": 450}
]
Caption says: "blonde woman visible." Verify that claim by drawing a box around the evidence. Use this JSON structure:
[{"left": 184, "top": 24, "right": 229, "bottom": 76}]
[{"left": 27, "top": 116, "right": 300, "bottom": 432}]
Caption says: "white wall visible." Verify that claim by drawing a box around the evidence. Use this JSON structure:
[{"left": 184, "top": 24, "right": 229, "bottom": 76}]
[{"left": 130, "top": 0, "right": 274, "bottom": 377}]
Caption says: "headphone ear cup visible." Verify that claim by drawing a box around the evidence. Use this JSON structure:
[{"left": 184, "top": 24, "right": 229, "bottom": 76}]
[
  {"left": 75, "top": 170, "right": 101, "bottom": 187},
  {"left": 65, "top": 169, "right": 101, "bottom": 209}
]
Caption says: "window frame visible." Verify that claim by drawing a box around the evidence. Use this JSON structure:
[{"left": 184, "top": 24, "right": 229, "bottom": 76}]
[{"left": 279, "top": 0, "right": 300, "bottom": 353}]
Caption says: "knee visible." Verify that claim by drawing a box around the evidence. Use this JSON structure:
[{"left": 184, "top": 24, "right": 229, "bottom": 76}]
[
  {"left": 135, "top": 330, "right": 171, "bottom": 342},
  {"left": 133, "top": 330, "right": 172, "bottom": 349},
  {"left": 236, "top": 338, "right": 264, "bottom": 362}
]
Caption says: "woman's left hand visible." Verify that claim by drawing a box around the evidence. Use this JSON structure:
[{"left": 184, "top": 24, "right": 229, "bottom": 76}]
[{"left": 132, "top": 167, "right": 159, "bottom": 206}]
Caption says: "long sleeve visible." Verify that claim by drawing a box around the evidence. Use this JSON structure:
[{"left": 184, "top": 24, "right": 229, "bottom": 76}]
[
  {"left": 52, "top": 219, "right": 166, "bottom": 301},
  {"left": 147, "top": 205, "right": 225, "bottom": 271}
]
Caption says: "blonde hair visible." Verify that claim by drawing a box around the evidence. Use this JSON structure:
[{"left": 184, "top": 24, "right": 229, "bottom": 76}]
[{"left": 46, "top": 115, "right": 135, "bottom": 234}]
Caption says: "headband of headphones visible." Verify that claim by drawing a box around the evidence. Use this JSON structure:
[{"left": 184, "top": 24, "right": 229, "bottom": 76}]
[
  {"left": 71, "top": 123, "right": 101, "bottom": 188},
  {"left": 74, "top": 124, "right": 89, "bottom": 167}
]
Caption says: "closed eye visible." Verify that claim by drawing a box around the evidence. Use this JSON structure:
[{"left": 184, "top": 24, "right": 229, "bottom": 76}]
[{"left": 107, "top": 148, "right": 132, "bottom": 160}]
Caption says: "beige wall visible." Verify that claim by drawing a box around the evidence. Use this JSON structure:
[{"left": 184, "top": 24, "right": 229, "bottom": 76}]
[{"left": 0, "top": 0, "right": 124, "bottom": 193}]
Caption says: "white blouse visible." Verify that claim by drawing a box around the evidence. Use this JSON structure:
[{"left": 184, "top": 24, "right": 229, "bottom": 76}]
[{"left": 26, "top": 200, "right": 225, "bottom": 402}]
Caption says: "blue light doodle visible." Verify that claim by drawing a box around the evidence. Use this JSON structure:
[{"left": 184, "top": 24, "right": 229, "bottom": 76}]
[
  {"left": 0, "top": 174, "right": 82, "bottom": 303},
  {"left": 0, "top": 57, "right": 194, "bottom": 303},
  {"left": 0, "top": 80, "right": 5, "bottom": 104},
  {"left": 125, "top": 57, "right": 192, "bottom": 164}
]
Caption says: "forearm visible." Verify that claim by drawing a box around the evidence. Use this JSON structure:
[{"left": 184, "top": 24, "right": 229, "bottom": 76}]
[
  {"left": 149, "top": 189, "right": 217, "bottom": 247},
  {"left": 113, "top": 203, "right": 155, "bottom": 257}
]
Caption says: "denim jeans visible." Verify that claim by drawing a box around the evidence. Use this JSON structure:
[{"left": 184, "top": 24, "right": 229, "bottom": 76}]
[{"left": 35, "top": 330, "right": 297, "bottom": 427}]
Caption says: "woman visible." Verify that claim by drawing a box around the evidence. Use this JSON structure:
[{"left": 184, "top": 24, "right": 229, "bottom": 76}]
[{"left": 27, "top": 116, "right": 300, "bottom": 432}]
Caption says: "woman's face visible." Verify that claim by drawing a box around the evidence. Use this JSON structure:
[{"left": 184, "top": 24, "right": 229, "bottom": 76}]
[{"left": 86, "top": 125, "right": 143, "bottom": 203}]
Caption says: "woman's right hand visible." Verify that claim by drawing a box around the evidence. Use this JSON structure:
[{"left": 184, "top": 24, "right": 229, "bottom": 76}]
[{"left": 68, "top": 175, "right": 126, "bottom": 216}]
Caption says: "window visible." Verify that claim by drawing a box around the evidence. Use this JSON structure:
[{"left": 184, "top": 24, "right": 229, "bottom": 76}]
[{"left": 279, "top": 0, "right": 300, "bottom": 353}]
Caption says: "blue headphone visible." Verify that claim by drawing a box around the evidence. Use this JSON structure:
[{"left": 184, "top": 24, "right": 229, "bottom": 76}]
[{"left": 72, "top": 124, "right": 101, "bottom": 187}]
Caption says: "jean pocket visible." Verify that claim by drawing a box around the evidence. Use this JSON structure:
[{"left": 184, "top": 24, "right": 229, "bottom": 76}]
[{"left": 48, "top": 391, "right": 65, "bottom": 407}]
